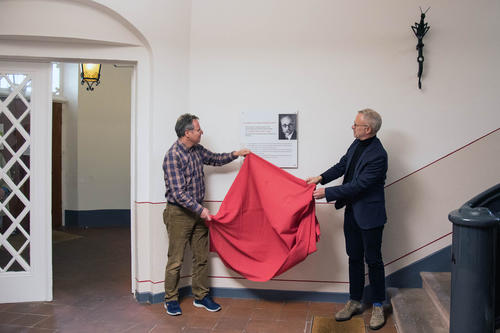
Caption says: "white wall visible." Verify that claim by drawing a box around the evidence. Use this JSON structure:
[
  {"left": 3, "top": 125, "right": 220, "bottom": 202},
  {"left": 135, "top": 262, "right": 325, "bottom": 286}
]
[
  {"left": 159, "top": 0, "right": 500, "bottom": 295},
  {"left": 1, "top": 0, "right": 499, "bottom": 299},
  {"left": 61, "top": 63, "right": 79, "bottom": 213},
  {"left": 188, "top": 0, "right": 499, "bottom": 187},
  {"left": 59, "top": 63, "right": 132, "bottom": 219},
  {"left": 77, "top": 63, "right": 132, "bottom": 210}
]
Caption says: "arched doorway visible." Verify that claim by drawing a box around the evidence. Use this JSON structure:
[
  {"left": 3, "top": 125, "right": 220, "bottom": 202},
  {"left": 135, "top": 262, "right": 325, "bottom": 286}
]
[{"left": 0, "top": 0, "right": 151, "bottom": 302}]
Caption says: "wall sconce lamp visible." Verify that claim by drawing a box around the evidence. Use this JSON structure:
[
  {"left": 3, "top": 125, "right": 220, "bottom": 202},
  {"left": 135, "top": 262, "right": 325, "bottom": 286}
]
[{"left": 80, "top": 63, "right": 101, "bottom": 91}]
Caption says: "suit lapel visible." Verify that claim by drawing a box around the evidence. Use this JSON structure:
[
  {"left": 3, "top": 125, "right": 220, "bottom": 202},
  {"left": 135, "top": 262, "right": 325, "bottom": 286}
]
[{"left": 345, "top": 140, "right": 359, "bottom": 172}]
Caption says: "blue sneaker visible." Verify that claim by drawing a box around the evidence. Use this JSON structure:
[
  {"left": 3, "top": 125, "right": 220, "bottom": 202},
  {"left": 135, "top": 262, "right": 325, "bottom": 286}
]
[
  {"left": 164, "top": 300, "right": 182, "bottom": 316},
  {"left": 193, "top": 296, "right": 221, "bottom": 312}
]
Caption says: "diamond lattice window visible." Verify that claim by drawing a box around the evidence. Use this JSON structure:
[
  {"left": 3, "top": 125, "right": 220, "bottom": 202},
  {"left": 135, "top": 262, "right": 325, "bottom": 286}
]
[{"left": 0, "top": 73, "right": 32, "bottom": 273}]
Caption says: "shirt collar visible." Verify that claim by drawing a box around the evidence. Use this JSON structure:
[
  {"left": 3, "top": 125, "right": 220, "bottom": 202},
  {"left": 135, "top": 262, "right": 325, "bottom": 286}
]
[
  {"left": 358, "top": 135, "right": 376, "bottom": 146},
  {"left": 176, "top": 139, "right": 189, "bottom": 152}
]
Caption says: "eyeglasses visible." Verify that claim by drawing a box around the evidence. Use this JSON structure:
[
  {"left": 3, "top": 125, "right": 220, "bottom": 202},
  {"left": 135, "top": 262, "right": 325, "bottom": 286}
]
[
  {"left": 353, "top": 123, "right": 369, "bottom": 128},
  {"left": 189, "top": 127, "right": 202, "bottom": 133}
]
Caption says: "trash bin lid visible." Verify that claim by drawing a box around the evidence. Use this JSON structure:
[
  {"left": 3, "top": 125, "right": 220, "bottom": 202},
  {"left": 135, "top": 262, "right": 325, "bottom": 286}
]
[
  {"left": 465, "top": 183, "right": 500, "bottom": 215},
  {"left": 448, "top": 206, "right": 500, "bottom": 227}
]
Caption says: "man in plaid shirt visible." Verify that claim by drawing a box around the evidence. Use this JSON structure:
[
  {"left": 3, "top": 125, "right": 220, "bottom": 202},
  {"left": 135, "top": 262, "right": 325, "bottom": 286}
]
[{"left": 163, "top": 113, "right": 249, "bottom": 316}]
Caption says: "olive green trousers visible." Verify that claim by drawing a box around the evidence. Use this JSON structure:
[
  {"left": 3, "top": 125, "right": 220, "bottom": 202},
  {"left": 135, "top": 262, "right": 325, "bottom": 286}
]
[{"left": 163, "top": 204, "right": 209, "bottom": 302}]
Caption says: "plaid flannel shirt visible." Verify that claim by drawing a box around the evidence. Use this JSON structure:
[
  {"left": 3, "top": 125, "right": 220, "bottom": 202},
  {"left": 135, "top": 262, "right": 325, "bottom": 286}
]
[{"left": 163, "top": 140, "right": 236, "bottom": 215}]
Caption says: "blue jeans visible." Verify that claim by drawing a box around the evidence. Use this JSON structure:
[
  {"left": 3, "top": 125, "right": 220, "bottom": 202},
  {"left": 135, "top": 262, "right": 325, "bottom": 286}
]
[{"left": 344, "top": 207, "right": 385, "bottom": 303}]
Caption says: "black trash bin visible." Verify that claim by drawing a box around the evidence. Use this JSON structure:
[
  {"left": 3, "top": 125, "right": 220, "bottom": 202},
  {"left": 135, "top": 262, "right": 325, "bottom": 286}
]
[{"left": 448, "top": 183, "right": 500, "bottom": 333}]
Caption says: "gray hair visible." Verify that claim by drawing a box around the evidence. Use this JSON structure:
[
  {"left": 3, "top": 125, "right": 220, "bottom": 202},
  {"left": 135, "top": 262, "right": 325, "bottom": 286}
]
[
  {"left": 175, "top": 113, "right": 199, "bottom": 138},
  {"left": 358, "top": 108, "right": 382, "bottom": 134}
]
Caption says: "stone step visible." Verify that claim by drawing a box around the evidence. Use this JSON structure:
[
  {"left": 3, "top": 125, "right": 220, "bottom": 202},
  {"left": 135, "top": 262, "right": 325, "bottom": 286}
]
[
  {"left": 388, "top": 287, "right": 448, "bottom": 333},
  {"left": 420, "top": 272, "right": 450, "bottom": 328}
]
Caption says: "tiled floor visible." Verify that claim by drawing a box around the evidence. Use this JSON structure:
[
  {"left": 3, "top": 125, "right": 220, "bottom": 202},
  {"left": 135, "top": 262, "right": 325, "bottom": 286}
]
[{"left": 0, "top": 228, "right": 398, "bottom": 332}]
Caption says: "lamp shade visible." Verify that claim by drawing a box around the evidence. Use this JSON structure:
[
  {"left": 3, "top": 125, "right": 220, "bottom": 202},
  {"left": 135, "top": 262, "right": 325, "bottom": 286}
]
[{"left": 80, "top": 63, "right": 101, "bottom": 91}]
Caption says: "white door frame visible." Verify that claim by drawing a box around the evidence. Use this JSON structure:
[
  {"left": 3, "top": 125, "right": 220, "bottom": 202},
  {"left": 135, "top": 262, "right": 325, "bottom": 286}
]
[{"left": 0, "top": 58, "right": 138, "bottom": 302}]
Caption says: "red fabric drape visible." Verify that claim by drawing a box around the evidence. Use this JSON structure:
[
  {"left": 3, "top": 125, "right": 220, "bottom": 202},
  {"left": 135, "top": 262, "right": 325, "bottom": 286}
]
[{"left": 207, "top": 153, "right": 320, "bottom": 282}]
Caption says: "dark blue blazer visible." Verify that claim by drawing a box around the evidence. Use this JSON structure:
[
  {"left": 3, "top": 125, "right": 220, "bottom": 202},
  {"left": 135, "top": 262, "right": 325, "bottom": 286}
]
[{"left": 320, "top": 137, "right": 388, "bottom": 229}]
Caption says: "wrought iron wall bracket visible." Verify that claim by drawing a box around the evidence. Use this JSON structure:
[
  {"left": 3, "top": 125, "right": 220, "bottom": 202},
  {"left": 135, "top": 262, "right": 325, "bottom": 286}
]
[{"left": 411, "top": 7, "right": 430, "bottom": 89}]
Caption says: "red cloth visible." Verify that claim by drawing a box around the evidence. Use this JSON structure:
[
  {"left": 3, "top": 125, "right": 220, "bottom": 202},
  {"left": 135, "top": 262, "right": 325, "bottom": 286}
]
[{"left": 207, "top": 153, "right": 320, "bottom": 282}]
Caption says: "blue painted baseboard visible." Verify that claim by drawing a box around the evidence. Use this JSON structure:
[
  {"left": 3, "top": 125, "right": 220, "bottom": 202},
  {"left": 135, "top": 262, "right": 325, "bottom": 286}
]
[
  {"left": 135, "top": 245, "right": 451, "bottom": 304},
  {"left": 65, "top": 209, "right": 131, "bottom": 228},
  {"left": 385, "top": 245, "right": 451, "bottom": 288},
  {"left": 135, "top": 286, "right": 349, "bottom": 304}
]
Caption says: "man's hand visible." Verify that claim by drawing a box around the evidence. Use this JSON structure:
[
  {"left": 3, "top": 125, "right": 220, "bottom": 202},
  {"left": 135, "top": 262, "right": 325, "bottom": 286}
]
[
  {"left": 233, "top": 149, "right": 251, "bottom": 157},
  {"left": 313, "top": 188, "right": 326, "bottom": 200},
  {"left": 200, "top": 208, "right": 212, "bottom": 221},
  {"left": 305, "top": 176, "right": 322, "bottom": 185}
]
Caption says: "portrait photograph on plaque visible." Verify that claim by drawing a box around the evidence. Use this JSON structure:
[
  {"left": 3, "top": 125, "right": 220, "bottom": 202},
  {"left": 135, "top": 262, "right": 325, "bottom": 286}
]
[
  {"left": 241, "top": 111, "right": 298, "bottom": 168},
  {"left": 278, "top": 114, "right": 297, "bottom": 140}
]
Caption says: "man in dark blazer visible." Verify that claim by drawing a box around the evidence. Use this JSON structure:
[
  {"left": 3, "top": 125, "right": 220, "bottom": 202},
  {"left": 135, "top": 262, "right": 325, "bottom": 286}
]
[{"left": 306, "top": 108, "right": 387, "bottom": 330}]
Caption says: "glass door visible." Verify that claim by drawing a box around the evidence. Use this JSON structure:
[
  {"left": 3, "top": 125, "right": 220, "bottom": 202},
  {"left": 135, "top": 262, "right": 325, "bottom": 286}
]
[{"left": 0, "top": 62, "right": 52, "bottom": 303}]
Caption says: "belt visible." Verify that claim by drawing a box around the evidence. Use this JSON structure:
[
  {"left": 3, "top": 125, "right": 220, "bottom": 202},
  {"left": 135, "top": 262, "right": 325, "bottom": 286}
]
[{"left": 167, "top": 201, "right": 183, "bottom": 208}]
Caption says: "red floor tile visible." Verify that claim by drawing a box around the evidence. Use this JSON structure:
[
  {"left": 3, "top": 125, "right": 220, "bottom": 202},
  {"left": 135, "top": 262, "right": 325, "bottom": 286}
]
[{"left": 0, "top": 228, "right": 398, "bottom": 333}]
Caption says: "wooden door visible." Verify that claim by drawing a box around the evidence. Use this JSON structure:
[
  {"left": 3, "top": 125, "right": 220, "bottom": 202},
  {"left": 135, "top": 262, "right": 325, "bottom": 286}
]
[{"left": 52, "top": 103, "right": 62, "bottom": 229}]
